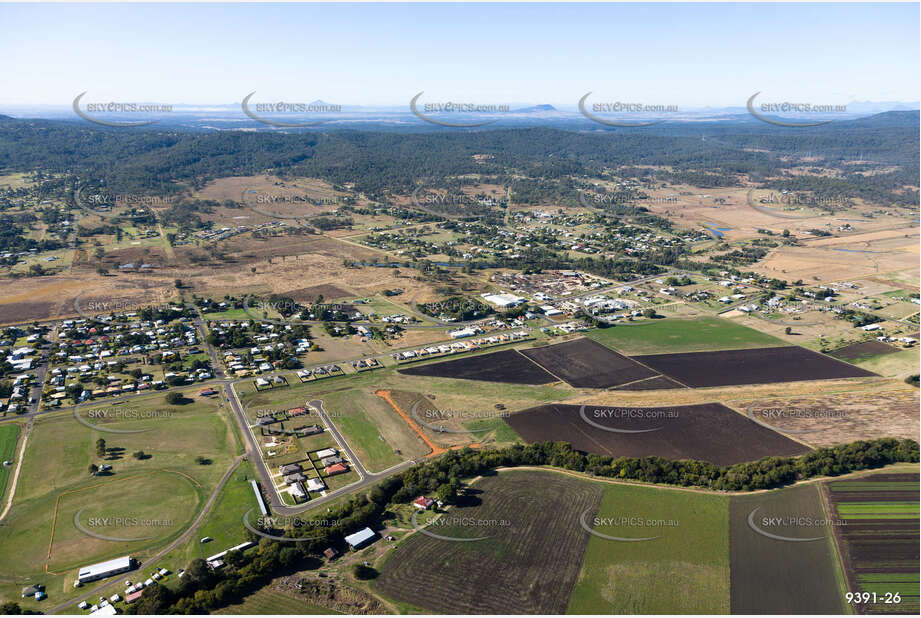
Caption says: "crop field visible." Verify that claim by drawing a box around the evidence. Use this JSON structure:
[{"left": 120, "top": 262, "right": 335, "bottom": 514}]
[
  {"left": 568, "top": 482, "right": 729, "bottom": 614},
  {"left": 374, "top": 469, "right": 602, "bottom": 614},
  {"left": 505, "top": 402, "right": 809, "bottom": 465},
  {"left": 729, "top": 484, "right": 847, "bottom": 614},
  {"left": 636, "top": 346, "right": 878, "bottom": 388},
  {"left": 585, "top": 317, "right": 786, "bottom": 355},
  {"left": 0, "top": 423, "right": 20, "bottom": 499},
  {"left": 824, "top": 473, "right": 920, "bottom": 615},
  {"left": 519, "top": 337, "right": 658, "bottom": 388},
  {"left": 745, "top": 390, "right": 920, "bottom": 447},
  {"left": 398, "top": 348, "right": 557, "bottom": 384},
  {"left": 214, "top": 587, "right": 336, "bottom": 615}
]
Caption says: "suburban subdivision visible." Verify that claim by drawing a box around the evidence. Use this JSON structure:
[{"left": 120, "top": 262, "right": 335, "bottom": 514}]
[{"left": 0, "top": 3, "right": 919, "bottom": 616}]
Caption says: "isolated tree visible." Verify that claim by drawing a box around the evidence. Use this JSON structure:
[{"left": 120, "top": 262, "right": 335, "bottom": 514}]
[
  {"left": 165, "top": 391, "right": 184, "bottom": 405},
  {"left": 352, "top": 564, "right": 378, "bottom": 580},
  {"left": 643, "top": 308, "right": 657, "bottom": 319},
  {"left": 435, "top": 483, "right": 457, "bottom": 505},
  {"left": 785, "top": 327, "right": 793, "bottom": 335},
  {"left": 88, "top": 463, "right": 99, "bottom": 476}
]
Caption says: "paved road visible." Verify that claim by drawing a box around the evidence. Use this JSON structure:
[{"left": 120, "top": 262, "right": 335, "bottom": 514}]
[{"left": 48, "top": 455, "right": 244, "bottom": 615}]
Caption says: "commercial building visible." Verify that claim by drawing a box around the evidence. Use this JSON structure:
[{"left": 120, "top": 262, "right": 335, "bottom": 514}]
[{"left": 77, "top": 556, "right": 134, "bottom": 584}]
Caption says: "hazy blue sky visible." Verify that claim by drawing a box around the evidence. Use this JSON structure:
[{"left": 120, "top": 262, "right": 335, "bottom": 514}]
[{"left": 1, "top": 2, "right": 917, "bottom": 106}]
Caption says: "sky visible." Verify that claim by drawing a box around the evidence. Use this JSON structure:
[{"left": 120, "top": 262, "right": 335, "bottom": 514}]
[{"left": 0, "top": 2, "right": 918, "bottom": 107}]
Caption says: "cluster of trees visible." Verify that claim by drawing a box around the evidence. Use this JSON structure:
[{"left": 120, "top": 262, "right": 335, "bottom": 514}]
[{"left": 1, "top": 113, "right": 915, "bottom": 206}]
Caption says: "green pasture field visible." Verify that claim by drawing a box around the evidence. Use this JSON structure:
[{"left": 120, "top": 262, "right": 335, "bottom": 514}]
[
  {"left": 585, "top": 316, "right": 786, "bottom": 355},
  {"left": 568, "top": 483, "right": 729, "bottom": 614}
]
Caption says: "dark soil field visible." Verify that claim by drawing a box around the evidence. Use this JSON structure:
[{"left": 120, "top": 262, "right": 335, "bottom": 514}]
[
  {"left": 520, "top": 337, "right": 658, "bottom": 388},
  {"left": 729, "top": 484, "right": 846, "bottom": 614},
  {"left": 824, "top": 473, "right": 920, "bottom": 615},
  {"left": 374, "top": 469, "right": 602, "bottom": 614},
  {"left": 0, "top": 300, "right": 58, "bottom": 323},
  {"left": 398, "top": 349, "right": 556, "bottom": 385},
  {"left": 504, "top": 402, "right": 810, "bottom": 466},
  {"left": 829, "top": 340, "right": 901, "bottom": 363},
  {"left": 614, "top": 375, "right": 688, "bottom": 391},
  {"left": 635, "top": 346, "right": 878, "bottom": 388},
  {"left": 282, "top": 283, "right": 353, "bottom": 303}
]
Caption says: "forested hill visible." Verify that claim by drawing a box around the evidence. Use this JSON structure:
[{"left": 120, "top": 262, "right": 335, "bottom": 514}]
[{"left": 0, "top": 112, "right": 916, "bottom": 202}]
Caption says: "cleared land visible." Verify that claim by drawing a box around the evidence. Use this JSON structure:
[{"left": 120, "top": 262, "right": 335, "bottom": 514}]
[
  {"left": 729, "top": 484, "right": 847, "bottom": 614},
  {"left": 398, "top": 348, "right": 556, "bottom": 385},
  {"left": 636, "top": 346, "right": 878, "bottom": 388},
  {"left": 824, "top": 473, "right": 920, "bottom": 615},
  {"left": 505, "top": 402, "right": 809, "bottom": 466},
  {"left": 746, "top": 390, "right": 920, "bottom": 447},
  {"left": 568, "top": 482, "right": 729, "bottom": 614},
  {"left": 322, "top": 389, "right": 429, "bottom": 470},
  {"left": 585, "top": 316, "right": 786, "bottom": 355},
  {"left": 830, "top": 341, "right": 902, "bottom": 363},
  {"left": 374, "top": 469, "right": 602, "bottom": 614},
  {"left": 520, "top": 337, "right": 657, "bottom": 388}
]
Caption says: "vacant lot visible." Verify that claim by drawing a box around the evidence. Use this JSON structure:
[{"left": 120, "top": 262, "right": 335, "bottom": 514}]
[
  {"left": 729, "top": 484, "right": 847, "bottom": 614},
  {"left": 829, "top": 340, "right": 902, "bottom": 363},
  {"left": 520, "top": 338, "right": 658, "bottom": 388},
  {"left": 505, "top": 402, "right": 809, "bottom": 465},
  {"left": 374, "top": 469, "right": 602, "bottom": 614},
  {"left": 824, "top": 473, "right": 919, "bottom": 615},
  {"left": 322, "top": 389, "right": 429, "bottom": 470},
  {"left": 636, "top": 346, "right": 877, "bottom": 388},
  {"left": 398, "top": 348, "right": 556, "bottom": 385},
  {"left": 568, "top": 482, "right": 729, "bottom": 614},
  {"left": 586, "top": 316, "right": 786, "bottom": 355},
  {"left": 746, "top": 390, "right": 920, "bottom": 447}
]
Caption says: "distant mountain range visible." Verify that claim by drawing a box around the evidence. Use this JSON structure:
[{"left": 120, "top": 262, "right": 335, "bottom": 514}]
[{"left": 0, "top": 100, "right": 916, "bottom": 132}]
